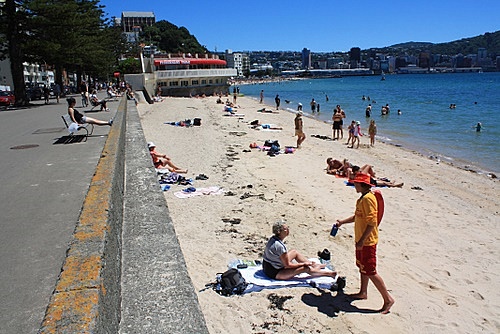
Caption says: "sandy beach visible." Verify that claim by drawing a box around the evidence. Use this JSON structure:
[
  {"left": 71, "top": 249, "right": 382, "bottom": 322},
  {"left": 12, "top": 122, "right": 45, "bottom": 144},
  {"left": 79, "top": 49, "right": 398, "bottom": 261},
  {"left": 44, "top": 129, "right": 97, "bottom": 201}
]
[{"left": 137, "top": 95, "right": 499, "bottom": 334}]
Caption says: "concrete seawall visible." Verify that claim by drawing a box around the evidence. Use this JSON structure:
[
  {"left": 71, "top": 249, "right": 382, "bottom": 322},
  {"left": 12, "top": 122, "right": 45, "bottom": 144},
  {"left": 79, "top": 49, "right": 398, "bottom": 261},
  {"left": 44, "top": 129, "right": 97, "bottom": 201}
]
[
  {"left": 38, "top": 98, "right": 208, "bottom": 333},
  {"left": 120, "top": 100, "right": 209, "bottom": 333}
]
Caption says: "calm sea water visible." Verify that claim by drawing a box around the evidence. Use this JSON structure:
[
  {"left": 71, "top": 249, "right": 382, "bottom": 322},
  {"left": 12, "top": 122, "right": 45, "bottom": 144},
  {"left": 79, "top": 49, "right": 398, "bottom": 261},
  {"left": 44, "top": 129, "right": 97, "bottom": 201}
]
[{"left": 240, "top": 72, "right": 500, "bottom": 175}]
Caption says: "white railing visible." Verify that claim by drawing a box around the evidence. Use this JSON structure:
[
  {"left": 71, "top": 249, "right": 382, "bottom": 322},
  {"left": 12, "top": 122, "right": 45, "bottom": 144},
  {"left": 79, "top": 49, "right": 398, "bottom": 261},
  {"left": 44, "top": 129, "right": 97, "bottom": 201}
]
[{"left": 156, "top": 68, "right": 237, "bottom": 79}]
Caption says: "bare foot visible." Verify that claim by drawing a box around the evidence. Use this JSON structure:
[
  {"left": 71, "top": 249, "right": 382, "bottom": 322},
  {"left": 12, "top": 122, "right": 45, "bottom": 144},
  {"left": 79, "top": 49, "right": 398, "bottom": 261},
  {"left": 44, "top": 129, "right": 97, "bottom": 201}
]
[
  {"left": 380, "top": 297, "right": 395, "bottom": 314},
  {"left": 348, "top": 292, "right": 367, "bottom": 300}
]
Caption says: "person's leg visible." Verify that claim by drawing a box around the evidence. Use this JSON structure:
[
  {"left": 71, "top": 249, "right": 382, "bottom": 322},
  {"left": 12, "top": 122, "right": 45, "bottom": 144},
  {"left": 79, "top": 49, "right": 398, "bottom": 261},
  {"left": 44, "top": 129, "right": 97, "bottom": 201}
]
[
  {"left": 164, "top": 159, "right": 182, "bottom": 171},
  {"left": 85, "top": 117, "right": 112, "bottom": 126},
  {"left": 350, "top": 273, "right": 369, "bottom": 299},
  {"left": 377, "top": 180, "right": 404, "bottom": 188},
  {"left": 287, "top": 249, "right": 308, "bottom": 263},
  {"left": 360, "top": 165, "right": 375, "bottom": 177},
  {"left": 369, "top": 274, "right": 395, "bottom": 314},
  {"left": 276, "top": 266, "right": 308, "bottom": 280}
]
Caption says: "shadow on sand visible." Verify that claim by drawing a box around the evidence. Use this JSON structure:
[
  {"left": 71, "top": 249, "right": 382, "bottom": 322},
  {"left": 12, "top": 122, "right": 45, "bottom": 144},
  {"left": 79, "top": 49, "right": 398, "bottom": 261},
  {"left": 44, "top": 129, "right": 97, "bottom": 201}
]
[{"left": 301, "top": 290, "right": 379, "bottom": 317}]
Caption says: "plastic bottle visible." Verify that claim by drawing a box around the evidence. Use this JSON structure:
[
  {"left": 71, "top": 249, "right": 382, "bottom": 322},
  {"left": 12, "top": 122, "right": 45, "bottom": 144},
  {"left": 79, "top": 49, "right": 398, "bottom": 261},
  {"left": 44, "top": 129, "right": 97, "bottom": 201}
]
[
  {"left": 330, "top": 223, "right": 339, "bottom": 237},
  {"left": 323, "top": 259, "right": 334, "bottom": 271},
  {"left": 228, "top": 259, "right": 241, "bottom": 269}
]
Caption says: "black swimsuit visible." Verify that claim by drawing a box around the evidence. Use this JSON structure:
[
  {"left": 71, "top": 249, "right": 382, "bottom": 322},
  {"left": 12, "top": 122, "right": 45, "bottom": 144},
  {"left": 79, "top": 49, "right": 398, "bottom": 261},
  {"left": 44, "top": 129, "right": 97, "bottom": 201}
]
[{"left": 73, "top": 108, "right": 84, "bottom": 123}]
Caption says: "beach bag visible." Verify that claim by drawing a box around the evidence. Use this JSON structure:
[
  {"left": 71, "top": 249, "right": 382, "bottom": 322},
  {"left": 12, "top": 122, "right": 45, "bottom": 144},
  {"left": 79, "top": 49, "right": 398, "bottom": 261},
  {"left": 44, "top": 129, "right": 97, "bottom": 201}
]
[
  {"left": 216, "top": 268, "right": 247, "bottom": 296},
  {"left": 193, "top": 118, "right": 201, "bottom": 126},
  {"left": 268, "top": 144, "right": 280, "bottom": 156},
  {"left": 264, "top": 139, "right": 279, "bottom": 148}
]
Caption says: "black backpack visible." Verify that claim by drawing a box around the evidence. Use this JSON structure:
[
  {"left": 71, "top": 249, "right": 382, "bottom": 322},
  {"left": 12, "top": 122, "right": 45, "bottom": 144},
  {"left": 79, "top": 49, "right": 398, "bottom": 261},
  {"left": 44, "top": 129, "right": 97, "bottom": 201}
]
[{"left": 215, "top": 268, "right": 247, "bottom": 296}]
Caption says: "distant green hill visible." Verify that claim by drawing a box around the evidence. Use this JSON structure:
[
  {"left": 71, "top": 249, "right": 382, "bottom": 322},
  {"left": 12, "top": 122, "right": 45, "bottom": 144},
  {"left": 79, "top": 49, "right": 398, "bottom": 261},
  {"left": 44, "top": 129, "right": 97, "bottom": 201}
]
[{"left": 373, "top": 31, "right": 500, "bottom": 56}]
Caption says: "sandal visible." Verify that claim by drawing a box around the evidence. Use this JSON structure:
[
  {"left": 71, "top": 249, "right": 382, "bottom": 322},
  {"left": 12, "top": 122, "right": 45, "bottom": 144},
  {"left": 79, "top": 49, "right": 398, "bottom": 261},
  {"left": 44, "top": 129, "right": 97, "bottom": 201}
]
[{"left": 183, "top": 187, "right": 196, "bottom": 193}]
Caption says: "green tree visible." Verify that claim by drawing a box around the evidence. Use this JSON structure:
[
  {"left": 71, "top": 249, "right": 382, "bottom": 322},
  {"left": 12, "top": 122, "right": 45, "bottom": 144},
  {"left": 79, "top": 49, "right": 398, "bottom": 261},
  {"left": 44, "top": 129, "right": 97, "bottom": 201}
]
[
  {"left": 118, "top": 57, "right": 141, "bottom": 74},
  {"left": 0, "top": 0, "right": 126, "bottom": 105},
  {"left": 0, "top": 0, "right": 31, "bottom": 105},
  {"left": 141, "top": 20, "right": 207, "bottom": 55},
  {"left": 26, "top": 0, "right": 122, "bottom": 86}
]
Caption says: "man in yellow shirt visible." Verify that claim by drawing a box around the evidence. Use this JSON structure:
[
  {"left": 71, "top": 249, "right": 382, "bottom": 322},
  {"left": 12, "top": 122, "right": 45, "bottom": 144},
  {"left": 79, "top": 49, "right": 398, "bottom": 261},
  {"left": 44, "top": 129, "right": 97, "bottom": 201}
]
[{"left": 337, "top": 173, "right": 395, "bottom": 314}]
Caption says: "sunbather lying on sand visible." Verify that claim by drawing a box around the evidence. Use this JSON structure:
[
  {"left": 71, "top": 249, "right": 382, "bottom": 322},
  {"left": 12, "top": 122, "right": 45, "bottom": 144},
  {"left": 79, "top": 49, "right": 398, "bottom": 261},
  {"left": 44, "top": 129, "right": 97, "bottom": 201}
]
[
  {"left": 326, "top": 158, "right": 343, "bottom": 174},
  {"left": 348, "top": 165, "right": 404, "bottom": 188}
]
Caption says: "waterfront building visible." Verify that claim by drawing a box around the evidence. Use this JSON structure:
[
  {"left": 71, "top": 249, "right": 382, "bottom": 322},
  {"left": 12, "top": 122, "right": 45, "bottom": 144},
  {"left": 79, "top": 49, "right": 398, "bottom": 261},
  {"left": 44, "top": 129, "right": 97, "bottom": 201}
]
[
  {"left": 225, "top": 50, "right": 250, "bottom": 77},
  {"left": 135, "top": 53, "right": 237, "bottom": 97},
  {"left": 121, "top": 11, "right": 155, "bottom": 43},
  {"left": 302, "top": 48, "right": 311, "bottom": 70}
]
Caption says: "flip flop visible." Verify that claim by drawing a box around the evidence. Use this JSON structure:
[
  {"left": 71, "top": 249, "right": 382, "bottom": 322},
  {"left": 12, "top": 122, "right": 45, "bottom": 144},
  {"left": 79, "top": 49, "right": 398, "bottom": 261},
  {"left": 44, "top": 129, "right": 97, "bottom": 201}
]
[{"left": 183, "top": 187, "right": 196, "bottom": 193}]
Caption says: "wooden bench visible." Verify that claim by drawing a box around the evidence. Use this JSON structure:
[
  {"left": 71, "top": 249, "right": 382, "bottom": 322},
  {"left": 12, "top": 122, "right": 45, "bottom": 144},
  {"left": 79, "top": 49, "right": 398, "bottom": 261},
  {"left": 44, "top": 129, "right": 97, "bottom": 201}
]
[{"left": 61, "top": 114, "right": 94, "bottom": 141}]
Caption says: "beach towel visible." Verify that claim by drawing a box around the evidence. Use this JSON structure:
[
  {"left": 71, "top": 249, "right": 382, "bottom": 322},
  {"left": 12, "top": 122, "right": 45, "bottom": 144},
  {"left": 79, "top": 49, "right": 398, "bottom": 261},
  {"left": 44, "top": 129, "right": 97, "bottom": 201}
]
[
  {"left": 237, "top": 263, "right": 337, "bottom": 294},
  {"left": 343, "top": 180, "right": 386, "bottom": 188},
  {"left": 223, "top": 113, "right": 245, "bottom": 117},
  {"left": 254, "top": 124, "right": 282, "bottom": 132},
  {"left": 174, "top": 186, "right": 224, "bottom": 198}
]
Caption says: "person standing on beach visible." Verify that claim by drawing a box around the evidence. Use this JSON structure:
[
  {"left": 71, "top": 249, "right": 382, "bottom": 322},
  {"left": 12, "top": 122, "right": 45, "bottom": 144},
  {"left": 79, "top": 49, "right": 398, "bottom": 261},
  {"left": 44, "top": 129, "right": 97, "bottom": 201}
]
[
  {"left": 340, "top": 107, "right": 346, "bottom": 139},
  {"left": 349, "top": 121, "right": 363, "bottom": 149},
  {"left": 368, "top": 120, "right": 377, "bottom": 147},
  {"left": 332, "top": 106, "right": 343, "bottom": 140},
  {"left": 294, "top": 111, "right": 306, "bottom": 148},
  {"left": 336, "top": 173, "right": 395, "bottom": 314},
  {"left": 260, "top": 90, "right": 264, "bottom": 103},
  {"left": 275, "top": 94, "right": 281, "bottom": 110}
]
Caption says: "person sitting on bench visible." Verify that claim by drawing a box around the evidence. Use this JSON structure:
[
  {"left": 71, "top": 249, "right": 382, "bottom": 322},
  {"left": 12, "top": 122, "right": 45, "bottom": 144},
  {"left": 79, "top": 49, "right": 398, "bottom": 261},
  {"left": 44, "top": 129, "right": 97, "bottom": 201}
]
[{"left": 67, "top": 97, "right": 112, "bottom": 126}]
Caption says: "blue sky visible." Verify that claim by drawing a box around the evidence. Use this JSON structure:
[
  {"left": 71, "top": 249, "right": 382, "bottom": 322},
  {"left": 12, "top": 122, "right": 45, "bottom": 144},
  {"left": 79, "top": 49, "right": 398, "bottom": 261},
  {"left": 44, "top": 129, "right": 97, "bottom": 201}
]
[{"left": 100, "top": 0, "right": 500, "bottom": 53}]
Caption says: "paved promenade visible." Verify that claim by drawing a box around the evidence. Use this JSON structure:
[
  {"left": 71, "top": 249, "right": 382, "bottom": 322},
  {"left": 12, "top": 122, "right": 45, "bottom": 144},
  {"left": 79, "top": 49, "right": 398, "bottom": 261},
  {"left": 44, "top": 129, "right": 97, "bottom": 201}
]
[
  {"left": 0, "top": 94, "right": 207, "bottom": 333},
  {"left": 0, "top": 96, "right": 116, "bottom": 334}
]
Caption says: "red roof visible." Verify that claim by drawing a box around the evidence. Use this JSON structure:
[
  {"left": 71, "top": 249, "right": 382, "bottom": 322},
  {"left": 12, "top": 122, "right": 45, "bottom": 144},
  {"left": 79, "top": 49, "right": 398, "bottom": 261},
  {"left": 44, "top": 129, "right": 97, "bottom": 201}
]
[{"left": 154, "top": 58, "right": 226, "bottom": 66}]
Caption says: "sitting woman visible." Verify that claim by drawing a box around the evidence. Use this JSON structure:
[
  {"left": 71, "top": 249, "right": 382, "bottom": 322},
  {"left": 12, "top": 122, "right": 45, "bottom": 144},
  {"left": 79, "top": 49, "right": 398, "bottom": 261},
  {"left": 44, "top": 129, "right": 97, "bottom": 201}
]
[
  {"left": 148, "top": 142, "right": 188, "bottom": 174},
  {"left": 263, "top": 221, "right": 337, "bottom": 280},
  {"left": 67, "top": 97, "right": 112, "bottom": 126}
]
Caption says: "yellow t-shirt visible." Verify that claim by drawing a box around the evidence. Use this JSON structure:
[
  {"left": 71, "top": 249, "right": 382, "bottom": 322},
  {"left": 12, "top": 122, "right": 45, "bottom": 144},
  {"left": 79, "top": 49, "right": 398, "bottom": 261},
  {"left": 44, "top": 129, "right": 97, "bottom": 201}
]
[{"left": 354, "top": 192, "right": 378, "bottom": 246}]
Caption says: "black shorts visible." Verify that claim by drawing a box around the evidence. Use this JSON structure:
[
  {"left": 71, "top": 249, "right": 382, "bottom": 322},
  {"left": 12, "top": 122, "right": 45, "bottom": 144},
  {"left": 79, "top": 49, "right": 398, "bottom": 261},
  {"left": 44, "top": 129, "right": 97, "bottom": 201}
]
[
  {"left": 333, "top": 121, "right": 341, "bottom": 130},
  {"left": 262, "top": 260, "right": 280, "bottom": 279}
]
